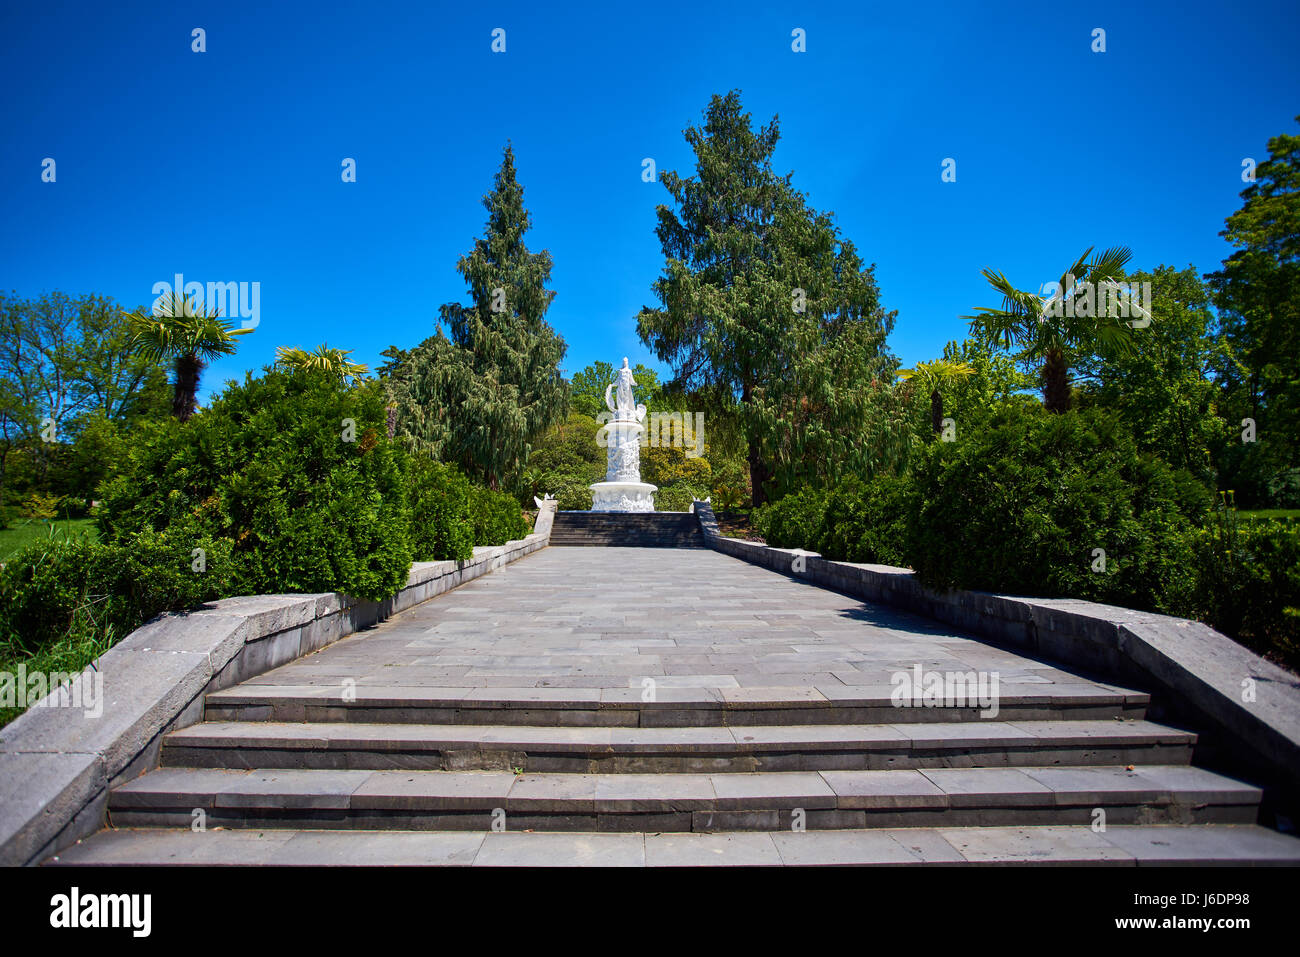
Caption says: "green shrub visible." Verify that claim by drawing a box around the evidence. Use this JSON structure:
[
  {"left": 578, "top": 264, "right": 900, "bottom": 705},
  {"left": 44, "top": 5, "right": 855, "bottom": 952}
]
[
  {"left": 0, "top": 530, "right": 233, "bottom": 660},
  {"left": 753, "top": 487, "right": 829, "bottom": 550},
  {"left": 98, "top": 368, "right": 413, "bottom": 602},
  {"left": 654, "top": 483, "right": 708, "bottom": 513},
  {"left": 1194, "top": 503, "right": 1300, "bottom": 669},
  {"left": 468, "top": 485, "right": 529, "bottom": 545},
  {"left": 523, "top": 412, "right": 604, "bottom": 508},
  {"left": 907, "top": 406, "right": 1204, "bottom": 614},
  {"left": 750, "top": 476, "right": 913, "bottom": 564},
  {"left": 534, "top": 463, "right": 596, "bottom": 510},
  {"left": 817, "top": 475, "right": 914, "bottom": 566},
  {"left": 406, "top": 454, "right": 474, "bottom": 561}
]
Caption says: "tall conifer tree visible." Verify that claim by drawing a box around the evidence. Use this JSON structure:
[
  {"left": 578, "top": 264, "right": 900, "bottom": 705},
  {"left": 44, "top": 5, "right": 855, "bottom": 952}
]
[
  {"left": 637, "top": 91, "right": 898, "bottom": 503},
  {"left": 384, "top": 146, "right": 568, "bottom": 491}
]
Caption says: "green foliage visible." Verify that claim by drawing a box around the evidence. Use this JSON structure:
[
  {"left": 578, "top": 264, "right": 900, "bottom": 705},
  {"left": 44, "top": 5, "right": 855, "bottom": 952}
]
[
  {"left": 966, "top": 247, "right": 1146, "bottom": 413},
  {"left": 653, "top": 483, "right": 709, "bottom": 513},
  {"left": 0, "top": 529, "right": 233, "bottom": 660},
  {"left": 382, "top": 145, "right": 568, "bottom": 492},
  {"left": 405, "top": 454, "right": 474, "bottom": 561},
  {"left": 521, "top": 411, "right": 604, "bottom": 509},
  {"left": 637, "top": 90, "right": 899, "bottom": 504},
  {"left": 569, "top": 361, "right": 661, "bottom": 419},
  {"left": 1075, "top": 265, "right": 1226, "bottom": 487},
  {"left": 1192, "top": 499, "right": 1300, "bottom": 670},
  {"left": 1206, "top": 116, "right": 1300, "bottom": 508},
  {"left": 816, "top": 476, "right": 914, "bottom": 566},
  {"left": 752, "top": 476, "right": 912, "bottom": 566},
  {"left": 937, "top": 336, "right": 1037, "bottom": 433},
  {"left": 0, "top": 290, "right": 172, "bottom": 511},
  {"left": 642, "top": 442, "right": 710, "bottom": 489},
  {"left": 907, "top": 406, "right": 1204, "bottom": 614},
  {"left": 127, "top": 291, "right": 254, "bottom": 422},
  {"left": 23, "top": 492, "right": 64, "bottom": 520},
  {"left": 468, "top": 484, "right": 529, "bottom": 545},
  {"left": 98, "top": 367, "right": 413, "bottom": 603},
  {"left": 753, "top": 487, "right": 828, "bottom": 551},
  {"left": 708, "top": 454, "right": 751, "bottom": 510},
  {"left": 276, "top": 344, "right": 369, "bottom": 382}
]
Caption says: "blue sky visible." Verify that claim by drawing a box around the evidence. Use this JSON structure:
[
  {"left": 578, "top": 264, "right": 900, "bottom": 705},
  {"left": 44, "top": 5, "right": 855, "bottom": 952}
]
[{"left": 3, "top": 0, "right": 1297, "bottom": 402}]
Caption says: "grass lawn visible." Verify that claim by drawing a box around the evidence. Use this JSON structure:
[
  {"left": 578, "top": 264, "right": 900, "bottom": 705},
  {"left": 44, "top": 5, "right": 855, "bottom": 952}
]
[
  {"left": 1239, "top": 509, "right": 1300, "bottom": 522},
  {"left": 0, "top": 517, "right": 99, "bottom": 561}
]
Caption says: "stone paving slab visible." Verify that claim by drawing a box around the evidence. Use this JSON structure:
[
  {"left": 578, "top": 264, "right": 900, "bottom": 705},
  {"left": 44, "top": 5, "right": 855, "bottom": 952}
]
[{"left": 47, "top": 825, "right": 1300, "bottom": 866}]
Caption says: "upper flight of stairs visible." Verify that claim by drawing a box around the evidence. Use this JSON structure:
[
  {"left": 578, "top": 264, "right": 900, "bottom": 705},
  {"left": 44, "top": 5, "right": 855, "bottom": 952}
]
[
  {"left": 48, "top": 683, "right": 1300, "bottom": 865},
  {"left": 548, "top": 511, "right": 705, "bottom": 547},
  {"left": 551, "top": 512, "right": 712, "bottom": 548}
]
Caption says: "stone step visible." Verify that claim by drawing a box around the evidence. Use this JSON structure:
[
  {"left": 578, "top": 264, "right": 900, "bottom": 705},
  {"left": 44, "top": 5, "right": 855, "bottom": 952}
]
[
  {"left": 161, "top": 719, "right": 1195, "bottom": 773},
  {"left": 48, "top": 824, "right": 1300, "bottom": 866},
  {"left": 106, "top": 765, "right": 1257, "bottom": 831},
  {"left": 203, "top": 685, "right": 1151, "bottom": 726},
  {"left": 549, "top": 512, "right": 705, "bottom": 547}
]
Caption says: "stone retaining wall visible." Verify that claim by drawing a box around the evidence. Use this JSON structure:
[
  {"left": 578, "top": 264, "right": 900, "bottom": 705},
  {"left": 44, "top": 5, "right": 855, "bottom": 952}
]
[
  {"left": 0, "top": 518, "right": 553, "bottom": 867},
  {"left": 691, "top": 501, "right": 1300, "bottom": 816}
]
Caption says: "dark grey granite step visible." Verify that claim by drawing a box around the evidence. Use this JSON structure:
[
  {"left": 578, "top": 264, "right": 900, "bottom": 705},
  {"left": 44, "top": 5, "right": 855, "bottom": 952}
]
[
  {"left": 106, "top": 764, "right": 1259, "bottom": 831},
  {"left": 159, "top": 718, "right": 1195, "bottom": 773},
  {"left": 203, "top": 685, "right": 1150, "bottom": 726}
]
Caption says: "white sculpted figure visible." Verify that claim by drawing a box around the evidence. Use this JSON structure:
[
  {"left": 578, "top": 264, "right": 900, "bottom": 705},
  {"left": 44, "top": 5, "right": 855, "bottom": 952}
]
[
  {"left": 604, "top": 357, "right": 647, "bottom": 422},
  {"left": 589, "top": 356, "right": 656, "bottom": 511}
]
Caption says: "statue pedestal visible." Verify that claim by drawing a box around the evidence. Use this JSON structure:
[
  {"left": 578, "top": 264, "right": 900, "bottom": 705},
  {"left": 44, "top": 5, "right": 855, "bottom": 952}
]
[
  {"left": 590, "top": 415, "right": 656, "bottom": 512},
  {"left": 590, "top": 480, "right": 658, "bottom": 513}
]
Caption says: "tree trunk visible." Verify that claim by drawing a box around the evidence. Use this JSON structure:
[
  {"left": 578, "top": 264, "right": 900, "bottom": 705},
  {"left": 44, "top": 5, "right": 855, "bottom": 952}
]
[
  {"left": 930, "top": 389, "right": 943, "bottom": 436},
  {"left": 174, "top": 353, "right": 203, "bottom": 422},
  {"left": 741, "top": 373, "right": 772, "bottom": 507},
  {"left": 1042, "top": 348, "right": 1071, "bottom": 413},
  {"left": 748, "top": 438, "right": 772, "bottom": 508}
]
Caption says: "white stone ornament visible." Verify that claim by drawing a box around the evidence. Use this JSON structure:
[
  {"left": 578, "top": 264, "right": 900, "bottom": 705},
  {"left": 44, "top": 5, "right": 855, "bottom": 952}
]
[{"left": 589, "top": 358, "right": 657, "bottom": 512}]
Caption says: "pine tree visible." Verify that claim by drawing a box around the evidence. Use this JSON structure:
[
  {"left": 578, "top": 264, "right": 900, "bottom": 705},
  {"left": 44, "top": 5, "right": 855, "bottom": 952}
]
[
  {"left": 637, "top": 91, "right": 898, "bottom": 503},
  {"left": 383, "top": 146, "right": 567, "bottom": 490}
]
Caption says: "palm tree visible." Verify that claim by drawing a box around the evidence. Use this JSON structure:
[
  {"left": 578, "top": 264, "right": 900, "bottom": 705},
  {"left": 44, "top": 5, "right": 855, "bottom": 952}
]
[
  {"left": 965, "top": 246, "right": 1149, "bottom": 413},
  {"left": 127, "top": 292, "right": 253, "bottom": 422},
  {"left": 274, "top": 344, "right": 369, "bottom": 383},
  {"left": 897, "top": 360, "right": 974, "bottom": 435}
]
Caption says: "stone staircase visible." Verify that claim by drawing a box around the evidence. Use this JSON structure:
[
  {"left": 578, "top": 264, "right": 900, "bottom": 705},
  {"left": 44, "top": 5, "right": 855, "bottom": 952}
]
[
  {"left": 49, "top": 683, "right": 1300, "bottom": 865},
  {"left": 548, "top": 511, "right": 705, "bottom": 547}
]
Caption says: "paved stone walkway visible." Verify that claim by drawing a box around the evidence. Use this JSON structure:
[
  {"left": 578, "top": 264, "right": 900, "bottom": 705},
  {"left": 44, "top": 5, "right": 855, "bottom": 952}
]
[{"left": 243, "top": 547, "right": 1128, "bottom": 698}]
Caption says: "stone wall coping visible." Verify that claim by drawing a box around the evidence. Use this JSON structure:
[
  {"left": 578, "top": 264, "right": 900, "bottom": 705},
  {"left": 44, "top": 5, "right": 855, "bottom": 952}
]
[
  {"left": 690, "top": 500, "right": 1300, "bottom": 803},
  {"left": 0, "top": 530, "right": 548, "bottom": 866}
]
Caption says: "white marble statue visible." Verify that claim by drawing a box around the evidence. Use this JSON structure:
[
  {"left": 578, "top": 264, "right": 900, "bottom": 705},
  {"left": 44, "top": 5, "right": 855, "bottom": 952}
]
[{"left": 589, "top": 358, "right": 657, "bottom": 512}]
